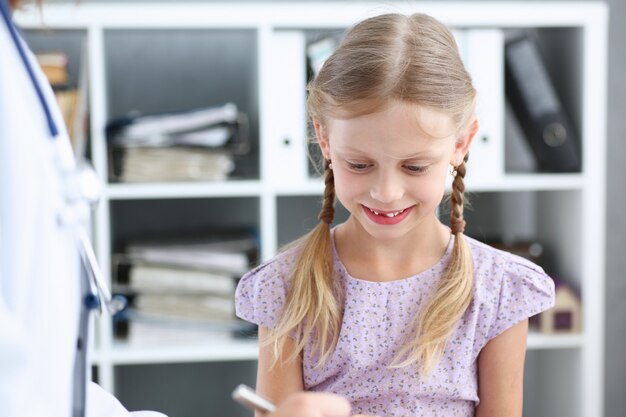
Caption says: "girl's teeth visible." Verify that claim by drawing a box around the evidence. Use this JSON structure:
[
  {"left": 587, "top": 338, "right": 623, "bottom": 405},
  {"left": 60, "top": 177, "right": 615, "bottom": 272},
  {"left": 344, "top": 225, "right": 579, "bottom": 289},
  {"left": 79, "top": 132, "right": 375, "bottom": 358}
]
[{"left": 369, "top": 208, "right": 405, "bottom": 217}]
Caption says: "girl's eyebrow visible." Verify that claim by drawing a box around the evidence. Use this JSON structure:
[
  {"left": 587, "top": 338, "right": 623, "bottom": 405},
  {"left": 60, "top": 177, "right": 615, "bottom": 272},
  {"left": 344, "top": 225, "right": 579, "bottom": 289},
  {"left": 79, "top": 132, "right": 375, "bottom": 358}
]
[
  {"left": 338, "top": 146, "right": 440, "bottom": 160},
  {"left": 392, "top": 151, "right": 440, "bottom": 160}
]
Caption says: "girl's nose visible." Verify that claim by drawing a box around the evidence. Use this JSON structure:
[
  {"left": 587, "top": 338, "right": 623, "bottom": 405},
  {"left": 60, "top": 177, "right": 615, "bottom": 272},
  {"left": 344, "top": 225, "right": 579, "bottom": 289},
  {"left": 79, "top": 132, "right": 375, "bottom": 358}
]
[{"left": 370, "top": 170, "right": 404, "bottom": 203}]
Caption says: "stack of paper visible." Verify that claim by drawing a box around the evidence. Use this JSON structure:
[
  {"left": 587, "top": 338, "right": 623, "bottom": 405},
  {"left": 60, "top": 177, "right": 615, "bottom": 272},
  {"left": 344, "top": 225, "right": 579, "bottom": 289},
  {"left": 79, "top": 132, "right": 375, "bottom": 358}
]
[
  {"left": 112, "top": 230, "right": 259, "bottom": 342},
  {"left": 106, "top": 103, "right": 250, "bottom": 182}
]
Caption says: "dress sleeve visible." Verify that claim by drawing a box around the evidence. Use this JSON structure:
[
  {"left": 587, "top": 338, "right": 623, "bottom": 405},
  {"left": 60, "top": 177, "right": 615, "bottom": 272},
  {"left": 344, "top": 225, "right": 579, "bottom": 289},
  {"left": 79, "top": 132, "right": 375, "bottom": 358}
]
[
  {"left": 234, "top": 256, "right": 291, "bottom": 330},
  {"left": 487, "top": 255, "right": 556, "bottom": 341}
]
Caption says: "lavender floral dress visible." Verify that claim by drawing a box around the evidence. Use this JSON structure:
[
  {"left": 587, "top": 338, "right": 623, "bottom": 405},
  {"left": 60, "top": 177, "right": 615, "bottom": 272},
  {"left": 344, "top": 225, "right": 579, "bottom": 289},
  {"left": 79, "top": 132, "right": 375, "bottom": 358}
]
[{"left": 236, "top": 228, "right": 555, "bottom": 416}]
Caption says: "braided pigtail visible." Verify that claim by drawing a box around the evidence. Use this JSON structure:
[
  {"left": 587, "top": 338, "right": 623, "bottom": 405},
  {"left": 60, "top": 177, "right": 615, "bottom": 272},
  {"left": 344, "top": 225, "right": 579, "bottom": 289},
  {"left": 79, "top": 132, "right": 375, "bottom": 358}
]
[
  {"left": 391, "top": 154, "right": 474, "bottom": 374},
  {"left": 450, "top": 155, "right": 468, "bottom": 235},
  {"left": 267, "top": 160, "right": 343, "bottom": 368},
  {"left": 318, "top": 159, "right": 336, "bottom": 225}
]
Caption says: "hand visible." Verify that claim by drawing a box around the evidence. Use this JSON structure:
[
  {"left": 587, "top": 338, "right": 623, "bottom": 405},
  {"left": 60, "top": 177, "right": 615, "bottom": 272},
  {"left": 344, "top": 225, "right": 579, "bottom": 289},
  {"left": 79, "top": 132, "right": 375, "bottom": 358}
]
[{"left": 267, "top": 391, "right": 351, "bottom": 417}]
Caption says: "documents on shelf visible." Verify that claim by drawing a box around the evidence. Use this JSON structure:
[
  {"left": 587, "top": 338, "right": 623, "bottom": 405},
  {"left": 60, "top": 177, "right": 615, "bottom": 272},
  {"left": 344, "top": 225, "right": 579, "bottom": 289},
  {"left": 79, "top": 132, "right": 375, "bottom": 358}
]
[
  {"left": 134, "top": 293, "right": 235, "bottom": 321},
  {"left": 54, "top": 89, "right": 79, "bottom": 135},
  {"left": 113, "top": 147, "right": 235, "bottom": 182},
  {"left": 106, "top": 102, "right": 249, "bottom": 152},
  {"left": 121, "top": 313, "right": 256, "bottom": 346},
  {"left": 36, "top": 48, "right": 90, "bottom": 158},
  {"left": 36, "top": 51, "right": 69, "bottom": 85},
  {"left": 121, "top": 263, "right": 235, "bottom": 293},
  {"left": 111, "top": 102, "right": 238, "bottom": 142},
  {"left": 106, "top": 102, "right": 250, "bottom": 183},
  {"left": 112, "top": 229, "right": 259, "bottom": 342},
  {"left": 116, "top": 230, "right": 257, "bottom": 276},
  {"left": 123, "top": 243, "right": 251, "bottom": 276}
]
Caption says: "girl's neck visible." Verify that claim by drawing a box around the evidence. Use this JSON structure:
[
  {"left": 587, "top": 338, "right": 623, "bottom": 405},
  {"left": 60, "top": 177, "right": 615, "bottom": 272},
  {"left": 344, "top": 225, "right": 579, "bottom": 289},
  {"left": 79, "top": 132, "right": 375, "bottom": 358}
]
[{"left": 334, "top": 217, "right": 451, "bottom": 282}]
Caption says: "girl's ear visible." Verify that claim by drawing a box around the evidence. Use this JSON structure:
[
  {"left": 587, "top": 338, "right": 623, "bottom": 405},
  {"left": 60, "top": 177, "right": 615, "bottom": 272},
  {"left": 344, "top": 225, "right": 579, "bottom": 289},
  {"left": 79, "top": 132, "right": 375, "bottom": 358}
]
[
  {"left": 452, "top": 116, "right": 479, "bottom": 166},
  {"left": 313, "top": 117, "right": 331, "bottom": 160}
]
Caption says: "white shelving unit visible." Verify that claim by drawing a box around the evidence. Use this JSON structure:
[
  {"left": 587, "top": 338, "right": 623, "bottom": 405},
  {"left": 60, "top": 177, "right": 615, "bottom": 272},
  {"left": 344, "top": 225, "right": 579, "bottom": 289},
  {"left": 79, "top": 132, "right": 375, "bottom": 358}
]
[{"left": 16, "top": 3, "right": 607, "bottom": 417}]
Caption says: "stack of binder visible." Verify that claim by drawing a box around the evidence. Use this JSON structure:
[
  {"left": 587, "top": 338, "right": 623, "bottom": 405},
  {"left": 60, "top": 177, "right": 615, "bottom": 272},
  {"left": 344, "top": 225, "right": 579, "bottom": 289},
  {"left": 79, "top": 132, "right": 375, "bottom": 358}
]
[
  {"left": 112, "top": 229, "right": 258, "bottom": 343},
  {"left": 106, "top": 102, "right": 250, "bottom": 182}
]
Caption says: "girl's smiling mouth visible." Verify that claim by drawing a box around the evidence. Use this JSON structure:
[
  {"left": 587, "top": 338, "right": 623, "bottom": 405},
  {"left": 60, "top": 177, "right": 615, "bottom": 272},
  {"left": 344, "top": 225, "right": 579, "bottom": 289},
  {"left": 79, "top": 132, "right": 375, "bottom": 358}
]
[{"left": 362, "top": 205, "right": 413, "bottom": 224}]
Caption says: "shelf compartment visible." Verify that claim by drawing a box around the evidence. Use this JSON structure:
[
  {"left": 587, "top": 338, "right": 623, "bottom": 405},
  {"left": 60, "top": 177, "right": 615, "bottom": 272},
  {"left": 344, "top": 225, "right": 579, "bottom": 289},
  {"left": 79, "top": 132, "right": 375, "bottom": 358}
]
[
  {"left": 104, "top": 28, "right": 259, "bottom": 180},
  {"left": 114, "top": 360, "right": 255, "bottom": 417},
  {"left": 109, "top": 197, "right": 260, "bottom": 252},
  {"left": 456, "top": 190, "right": 583, "bottom": 286}
]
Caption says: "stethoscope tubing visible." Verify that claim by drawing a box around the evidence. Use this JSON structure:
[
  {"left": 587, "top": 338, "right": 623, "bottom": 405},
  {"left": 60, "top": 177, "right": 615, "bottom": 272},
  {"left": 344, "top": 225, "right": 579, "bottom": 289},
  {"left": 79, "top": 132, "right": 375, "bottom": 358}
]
[{"left": 0, "top": 0, "right": 59, "bottom": 138}]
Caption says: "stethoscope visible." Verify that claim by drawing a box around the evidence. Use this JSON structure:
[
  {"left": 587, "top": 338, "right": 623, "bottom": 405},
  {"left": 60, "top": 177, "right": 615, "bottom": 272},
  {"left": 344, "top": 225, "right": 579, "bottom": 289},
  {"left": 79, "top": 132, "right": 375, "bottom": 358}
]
[{"left": 0, "top": 0, "right": 126, "bottom": 317}]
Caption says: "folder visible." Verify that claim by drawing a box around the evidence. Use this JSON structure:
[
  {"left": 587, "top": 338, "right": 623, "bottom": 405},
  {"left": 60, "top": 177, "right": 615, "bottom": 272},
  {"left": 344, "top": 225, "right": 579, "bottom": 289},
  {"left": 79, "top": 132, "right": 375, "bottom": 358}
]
[
  {"left": 265, "top": 31, "right": 309, "bottom": 186},
  {"left": 505, "top": 34, "right": 581, "bottom": 172},
  {"left": 456, "top": 29, "right": 506, "bottom": 187}
]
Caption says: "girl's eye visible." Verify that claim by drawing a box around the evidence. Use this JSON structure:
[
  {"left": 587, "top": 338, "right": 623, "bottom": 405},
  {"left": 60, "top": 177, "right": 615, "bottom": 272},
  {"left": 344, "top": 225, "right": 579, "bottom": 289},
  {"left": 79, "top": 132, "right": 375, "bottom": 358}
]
[
  {"left": 347, "top": 162, "right": 370, "bottom": 170},
  {"left": 404, "top": 165, "right": 428, "bottom": 173}
]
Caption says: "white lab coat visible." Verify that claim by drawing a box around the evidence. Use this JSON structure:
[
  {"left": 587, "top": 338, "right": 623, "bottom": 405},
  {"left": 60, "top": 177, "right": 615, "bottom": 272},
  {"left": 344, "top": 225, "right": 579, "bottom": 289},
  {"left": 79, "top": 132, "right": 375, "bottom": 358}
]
[{"left": 0, "top": 10, "right": 164, "bottom": 417}]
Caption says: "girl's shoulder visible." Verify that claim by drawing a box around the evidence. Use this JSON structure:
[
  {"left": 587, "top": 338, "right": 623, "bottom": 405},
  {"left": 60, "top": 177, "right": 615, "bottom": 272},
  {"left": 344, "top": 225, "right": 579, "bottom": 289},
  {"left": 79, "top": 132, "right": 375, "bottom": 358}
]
[
  {"left": 240, "top": 244, "right": 302, "bottom": 283},
  {"left": 463, "top": 234, "right": 549, "bottom": 278},
  {"left": 234, "top": 245, "right": 302, "bottom": 329},
  {"left": 462, "top": 235, "right": 555, "bottom": 345},
  {"left": 463, "top": 234, "right": 555, "bottom": 315}
]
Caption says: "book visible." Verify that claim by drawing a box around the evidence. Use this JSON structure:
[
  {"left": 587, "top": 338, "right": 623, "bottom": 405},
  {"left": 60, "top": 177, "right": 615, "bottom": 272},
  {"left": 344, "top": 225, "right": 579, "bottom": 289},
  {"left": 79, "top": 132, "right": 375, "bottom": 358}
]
[
  {"left": 36, "top": 51, "right": 69, "bottom": 86},
  {"left": 106, "top": 102, "right": 250, "bottom": 182},
  {"left": 36, "top": 48, "right": 90, "bottom": 158},
  {"left": 126, "top": 246, "right": 249, "bottom": 275},
  {"left": 119, "top": 232, "right": 257, "bottom": 276},
  {"left": 112, "top": 122, "right": 237, "bottom": 149},
  {"left": 106, "top": 102, "right": 248, "bottom": 151},
  {"left": 111, "top": 230, "right": 259, "bottom": 342},
  {"left": 54, "top": 89, "right": 79, "bottom": 140},
  {"left": 133, "top": 293, "right": 235, "bottom": 321},
  {"left": 116, "top": 264, "right": 237, "bottom": 296},
  {"left": 110, "top": 147, "right": 234, "bottom": 183},
  {"left": 118, "top": 312, "right": 256, "bottom": 345}
]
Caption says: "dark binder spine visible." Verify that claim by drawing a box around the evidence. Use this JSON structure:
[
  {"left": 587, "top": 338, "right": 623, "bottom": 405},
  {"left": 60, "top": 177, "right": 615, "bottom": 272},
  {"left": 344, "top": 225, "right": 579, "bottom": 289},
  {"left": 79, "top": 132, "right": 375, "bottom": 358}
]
[{"left": 505, "top": 34, "right": 581, "bottom": 172}]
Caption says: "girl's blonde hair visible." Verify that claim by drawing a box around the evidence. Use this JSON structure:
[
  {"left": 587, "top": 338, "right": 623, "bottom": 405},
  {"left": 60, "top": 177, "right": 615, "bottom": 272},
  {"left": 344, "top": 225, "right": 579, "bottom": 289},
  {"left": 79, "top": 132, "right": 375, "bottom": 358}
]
[{"left": 266, "top": 13, "right": 476, "bottom": 375}]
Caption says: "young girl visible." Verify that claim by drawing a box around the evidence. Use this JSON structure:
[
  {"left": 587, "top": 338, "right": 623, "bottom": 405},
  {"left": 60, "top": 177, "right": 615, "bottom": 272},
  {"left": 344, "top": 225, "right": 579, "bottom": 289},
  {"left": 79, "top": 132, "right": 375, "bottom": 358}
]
[{"left": 236, "top": 12, "right": 555, "bottom": 417}]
